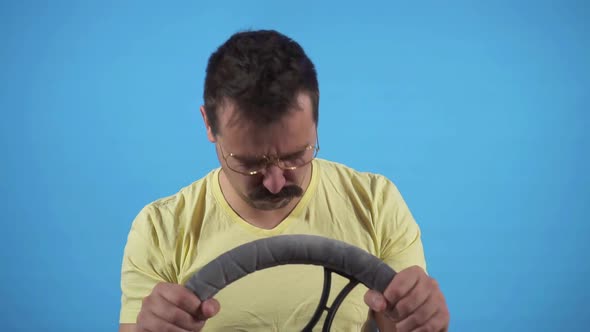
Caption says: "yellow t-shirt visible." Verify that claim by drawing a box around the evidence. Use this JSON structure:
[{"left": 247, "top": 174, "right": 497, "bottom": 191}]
[{"left": 120, "top": 159, "right": 426, "bottom": 331}]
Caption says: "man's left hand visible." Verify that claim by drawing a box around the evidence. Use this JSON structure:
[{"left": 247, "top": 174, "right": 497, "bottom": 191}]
[{"left": 364, "top": 265, "right": 449, "bottom": 332}]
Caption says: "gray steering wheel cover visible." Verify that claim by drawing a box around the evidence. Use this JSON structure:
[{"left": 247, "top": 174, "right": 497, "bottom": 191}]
[{"left": 185, "top": 234, "right": 396, "bottom": 300}]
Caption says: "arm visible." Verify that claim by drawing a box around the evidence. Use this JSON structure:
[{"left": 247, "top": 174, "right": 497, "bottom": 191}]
[
  {"left": 119, "top": 206, "right": 221, "bottom": 331},
  {"left": 119, "top": 282, "right": 220, "bottom": 332},
  {"left": 365, "top": 177, "right": 426, "bottom": 331},
  {"left": 119, "top": 205, "right": 174, "bottom": 324},
  {"left": 363, "top": 178, "right": 449, "bottom": 331},
  {"left": 366, "top": 265, "right": 449, "bottom": 332}
]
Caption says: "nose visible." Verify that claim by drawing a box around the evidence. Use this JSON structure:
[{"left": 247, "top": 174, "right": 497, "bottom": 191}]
[{"left": 262, "top": 165, "right": 286, "bottom": 194}]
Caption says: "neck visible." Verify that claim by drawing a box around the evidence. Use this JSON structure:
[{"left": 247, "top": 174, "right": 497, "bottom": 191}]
[{"left": 218, "top": 166, "right": 312, "bottom": 230}]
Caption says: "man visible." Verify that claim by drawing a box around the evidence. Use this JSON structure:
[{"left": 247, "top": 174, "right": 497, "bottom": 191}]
[{"left": 119, "top": 29, "right": 449, "bottom": 332}]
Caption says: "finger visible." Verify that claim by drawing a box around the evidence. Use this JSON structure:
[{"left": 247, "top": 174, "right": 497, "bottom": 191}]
[
  {"left": 147, "top": 293, "right": 204, "bottom": 331},
  {"left": 137, "top": 308, "right": 193, "bottom": 332},
  {"left": 393, "top": 276, "right": 434, "bottom": 319},
  {"left": 395, "top": 294, "right": 438, "bottom": 332},
  {"left": 383, "top": 266, "right": 423, "bottom": 305},
  {"left": 411, "top": 309, "right": 448, "bottom": 332},
  {"left": 364, "top": 289, "right": 388, "bottom": 312},
  {"left": 154, "top": 283, "right": 203, "bottom": 315},
  {"left": 196, "top": 298, "right": 221, "bottom": 321},
  {"left": 411, "top": 293, "right": 450, "bottom": 332}
]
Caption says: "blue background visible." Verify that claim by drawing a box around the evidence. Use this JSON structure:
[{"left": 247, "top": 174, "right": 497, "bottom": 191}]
[{"left": 1, "top": 1, "right": 588, "bottom": 331}]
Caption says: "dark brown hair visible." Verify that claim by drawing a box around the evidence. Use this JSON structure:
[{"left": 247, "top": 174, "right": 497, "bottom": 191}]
[{"left": 203, "top": 30, "right": 319, "bottom": 135}]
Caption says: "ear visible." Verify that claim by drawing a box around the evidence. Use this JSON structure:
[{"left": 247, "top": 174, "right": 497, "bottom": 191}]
[{"left": 200, "top": 105, "right": 217, "bottom": 143}]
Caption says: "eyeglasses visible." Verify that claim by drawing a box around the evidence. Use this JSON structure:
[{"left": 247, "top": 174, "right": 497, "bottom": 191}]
[{"left": 219, "top": 142, "right": 320, "bottom": 176}]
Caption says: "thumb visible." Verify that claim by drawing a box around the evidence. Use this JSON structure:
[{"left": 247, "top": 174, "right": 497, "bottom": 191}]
[
  {"left": 196, "top": 298, "right": 221, "bottom": 321},
  {"left": 364, "top": 289, "right": 387, "bottom": 312}
]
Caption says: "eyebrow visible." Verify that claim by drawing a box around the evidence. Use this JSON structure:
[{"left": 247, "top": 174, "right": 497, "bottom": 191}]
[{"left": 231, "top": 144, "right": 311, "bottom": 161}]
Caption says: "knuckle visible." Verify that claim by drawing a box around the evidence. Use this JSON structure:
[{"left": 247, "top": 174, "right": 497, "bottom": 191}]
[
  {"left": 426, "top": 323, "right": 438, "bottom": 332},
  {"left": 429, "top": 277, "right": 439, "bottom": 289},
  {"left": 169, "top": 308, "right": 188, "bottom": 324},
  {"left": 194, "top": 321, "right": 206, "bottom": 330},
  {"left": 159, "top": 320, "right": 180, "bottom": 332},
  {"left": 136, "top": 310, "right": 148, "bottom": 325},
  {"left": 410, "top": 265, "right": 422, "bottom": 272},
  {"left": 445, "top": 309, "right": 451, "bottom": 321},
  {"left": 141, "top": 295, "right": 153, "bottom": 308},
  {"left": 153, "top": 282, "right": 167, "bottom": 292},
  {"left": 395, "top": 301, "right": 411, "bottom": 317},
  {"left": 416, "top": 324, "right": 435, "bottom": 332},
  {"left": 416, "top": 308, "right": 430, "bottom": 323},
  {"left": 163, "top": 326, "right": 176, "bottom": 332},
  {"left": 167, "top": 289, "right": 186, "bottom": 306},
  {"left": 388, "top": 288, "right": 403, "bottom": 300},
  {"left": 407, "top": 315, "right": 419, "bottom": 327}
]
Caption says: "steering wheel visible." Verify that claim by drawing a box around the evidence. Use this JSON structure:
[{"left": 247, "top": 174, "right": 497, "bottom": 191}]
[{"left": 185, "top": 234, "right": 397, "bottom": 331}]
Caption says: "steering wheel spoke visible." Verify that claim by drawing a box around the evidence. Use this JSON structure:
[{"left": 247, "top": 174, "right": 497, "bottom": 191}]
[{"left": 302, "top": 267, "right": 360, "bottom": 331}]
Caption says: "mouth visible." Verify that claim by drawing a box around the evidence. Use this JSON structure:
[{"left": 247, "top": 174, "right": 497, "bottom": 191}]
[
  {"left": 256, "top": 195, "right": 289, "bottom": 203},
  {"left": 245, "top": 194, "right": 292, "bottom": 210}
]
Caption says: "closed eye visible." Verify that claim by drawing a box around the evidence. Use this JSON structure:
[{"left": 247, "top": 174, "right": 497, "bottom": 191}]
[
  {"left": 237, "top": 158, "right": 264, "bottom": 167},
  {"left": 281, "top": 150, "right": 306, "bottom": 161}
]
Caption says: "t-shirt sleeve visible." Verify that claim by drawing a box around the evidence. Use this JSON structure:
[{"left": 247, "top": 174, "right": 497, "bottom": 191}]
[
  {"left": 373, "top": 176, "right": 427, "bottom": 273},
  {"left": 119, "top": 205, "right": 177, "bottom": 324}
]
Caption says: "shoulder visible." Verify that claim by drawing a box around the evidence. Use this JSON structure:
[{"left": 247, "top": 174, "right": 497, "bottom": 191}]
[
  {"left": 315, "top": 158, "right": 398, "bottom": 195},
  {"left": 129, "top": 169, "right": 218, "bottom": 244},
  {"left": 314, "top": 159, "right": 408, "bottom": 218},
  {"left": 153, "top": 169, "right": 217, "bottom": 211}
]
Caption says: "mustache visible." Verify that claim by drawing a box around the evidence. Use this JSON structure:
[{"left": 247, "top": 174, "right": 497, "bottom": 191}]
[{"left": 249, "top": 185, "right": 303, "bottom": 201}]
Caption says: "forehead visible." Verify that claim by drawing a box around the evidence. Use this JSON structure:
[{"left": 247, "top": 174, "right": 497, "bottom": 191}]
[{"left": 217, "top": 94, "right": 316, "bottom": 154}]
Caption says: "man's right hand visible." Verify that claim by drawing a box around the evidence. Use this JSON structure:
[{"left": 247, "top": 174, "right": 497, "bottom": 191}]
[{"left": 134, "top": 282, "right": 220, "bottom": 332}]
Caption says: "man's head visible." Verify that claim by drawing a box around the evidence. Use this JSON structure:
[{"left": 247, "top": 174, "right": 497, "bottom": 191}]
[
  {"left": 200, "top": 30, "right": 320, "bottom": 210},
  {"left": 202, "top": 29, "right": 319, "bottom": 137}
]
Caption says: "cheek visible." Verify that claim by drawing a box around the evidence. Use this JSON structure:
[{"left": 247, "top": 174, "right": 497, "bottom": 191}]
[
  {"left": 241, "top": 175, "right": 263, "bottom": 189},
  {"left": 285, "top": 169, "right": 304, "bottom": 184}
]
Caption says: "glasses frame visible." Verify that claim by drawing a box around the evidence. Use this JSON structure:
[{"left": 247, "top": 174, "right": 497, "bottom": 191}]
[{"left": 219, "top": 140, "right": 320, "bottom": 176}]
